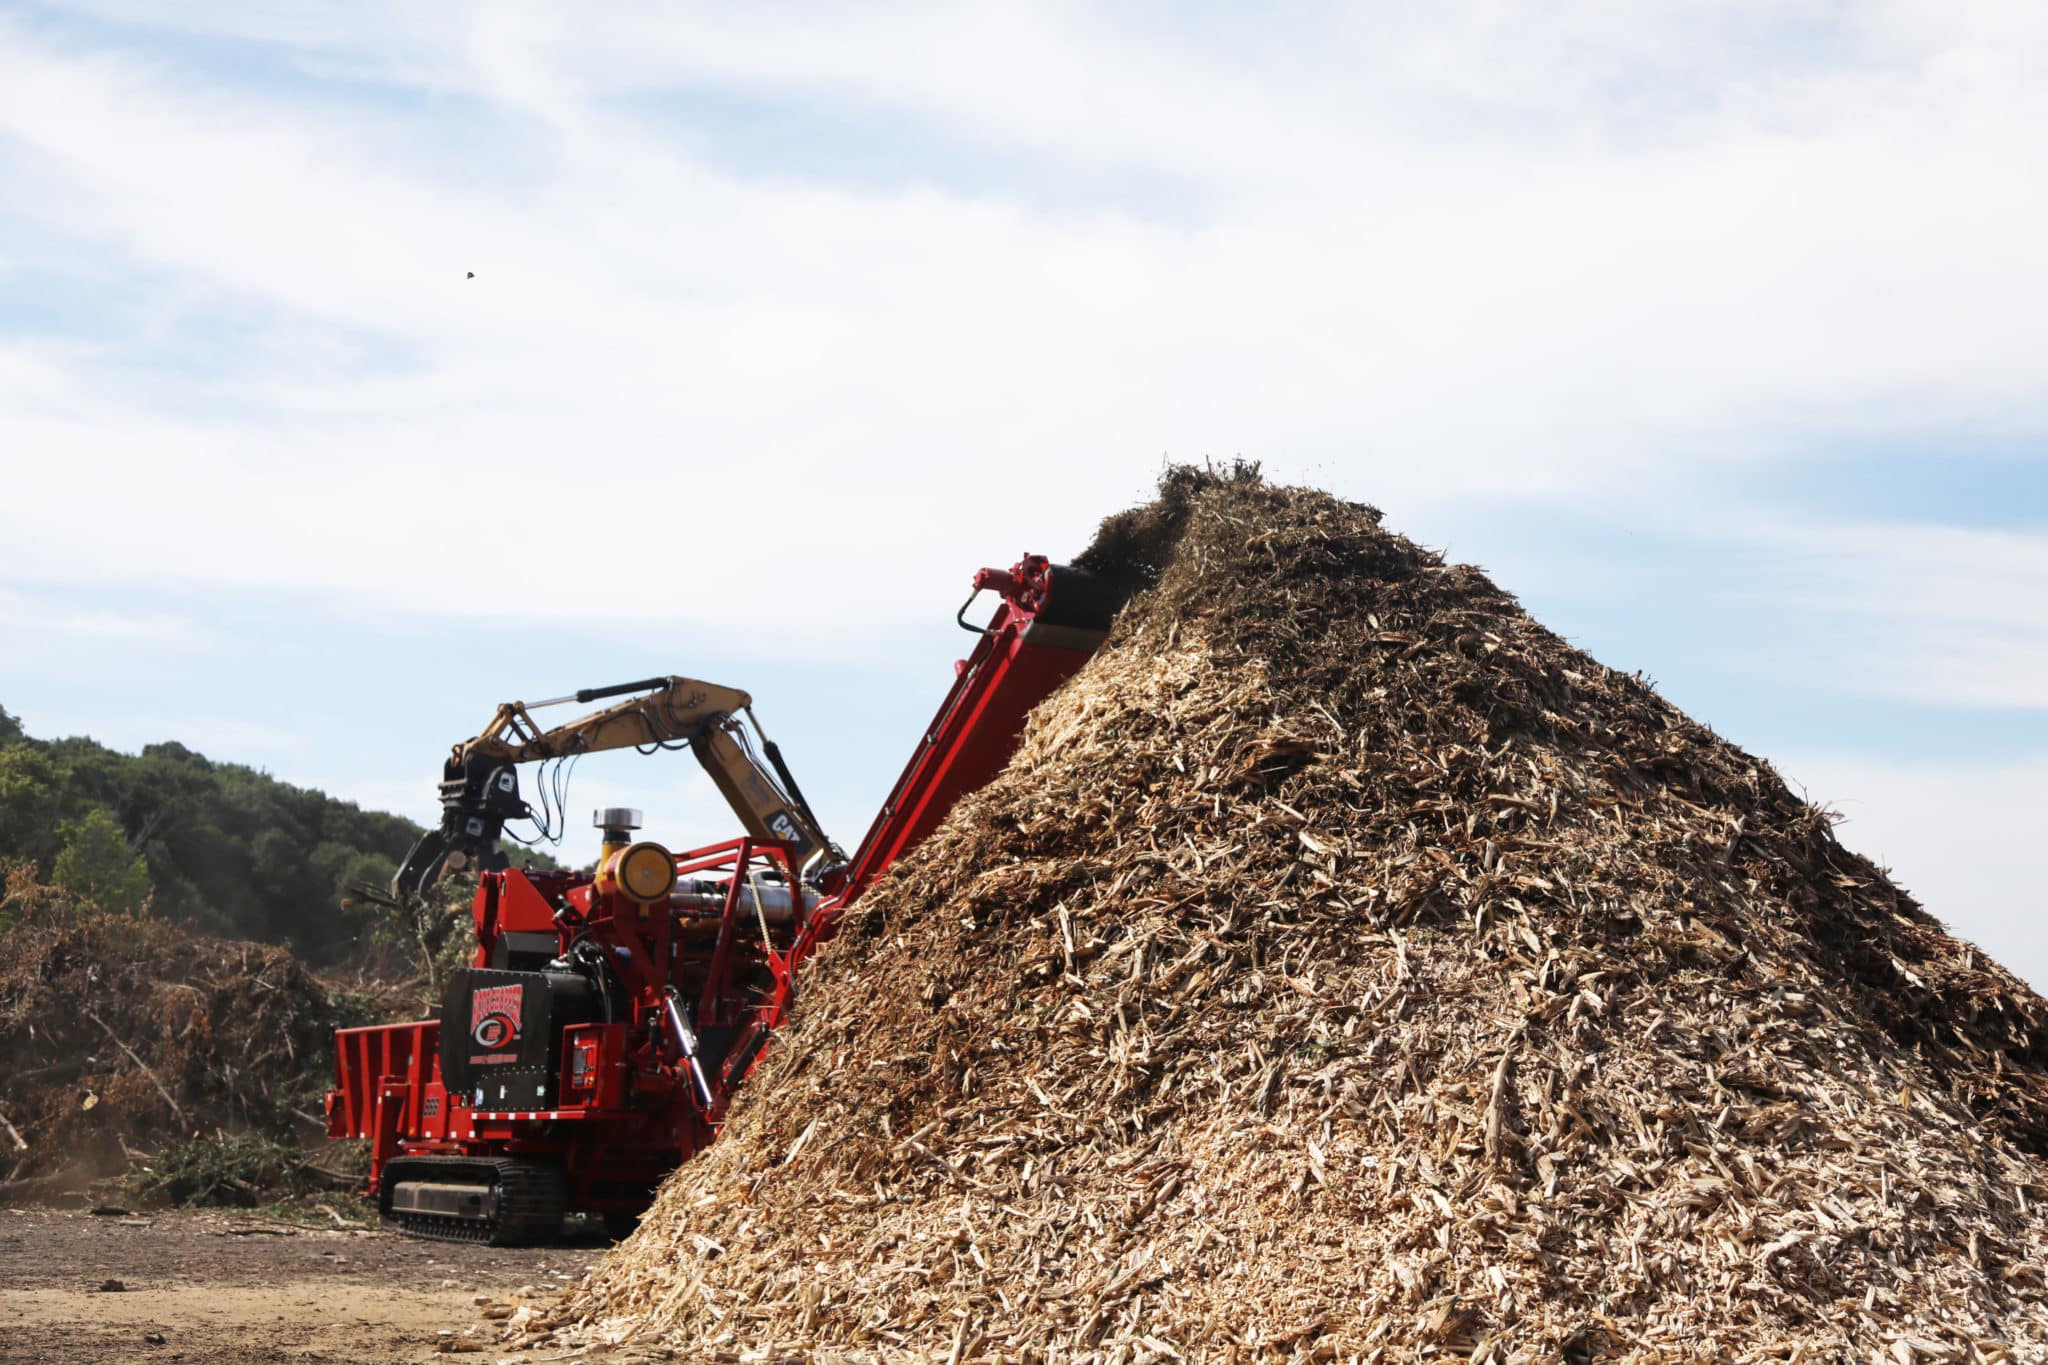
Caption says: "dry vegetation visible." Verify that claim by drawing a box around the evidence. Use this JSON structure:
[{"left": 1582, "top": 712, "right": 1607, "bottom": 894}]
[
  {"left": 558, "top": 469, "right": 2048, "bottom": 1361},
  {"left": 0, "top": 865, "right": 362, "bottom": 1190}
]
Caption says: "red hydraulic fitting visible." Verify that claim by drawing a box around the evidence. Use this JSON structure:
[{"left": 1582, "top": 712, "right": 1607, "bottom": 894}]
[
  {"left": 971, "top": 566, "right": 1020, "bottom": 597},
  {"left": 976, "top": 555, "right": 1053, "bottom": 613}
]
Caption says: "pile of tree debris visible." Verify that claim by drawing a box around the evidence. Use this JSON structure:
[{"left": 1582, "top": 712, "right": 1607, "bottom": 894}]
[
  {"left": 571, "top": 469, "right": 2048, "bottom": 1360},
  {"left": 0, "top": 869, "right": 367, "bottom": 1191}
]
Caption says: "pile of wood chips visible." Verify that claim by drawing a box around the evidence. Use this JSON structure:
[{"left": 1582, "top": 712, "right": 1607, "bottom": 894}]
[{"left": 568, "top": 469, "right": 2048, "bottom": 1362}]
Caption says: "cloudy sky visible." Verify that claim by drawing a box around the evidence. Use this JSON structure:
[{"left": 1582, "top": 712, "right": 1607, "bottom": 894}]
[{"left": 2, "top": 4, "right": 2044, "bottom": 985}]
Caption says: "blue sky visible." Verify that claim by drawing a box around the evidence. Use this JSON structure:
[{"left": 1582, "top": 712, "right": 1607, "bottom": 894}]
[{"left": 2, "top": 3, "right": 2045, "bottom": 987}]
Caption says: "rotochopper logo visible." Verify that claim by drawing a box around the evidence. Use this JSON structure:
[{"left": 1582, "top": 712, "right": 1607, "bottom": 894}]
[{"left": 470, "top": 984, "right": 524, "bottom": 1051}]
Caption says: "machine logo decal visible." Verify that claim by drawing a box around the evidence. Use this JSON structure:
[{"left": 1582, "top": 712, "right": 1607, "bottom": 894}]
[{"left": 470, "top": 983, "right": 524, "bottom": 1050}]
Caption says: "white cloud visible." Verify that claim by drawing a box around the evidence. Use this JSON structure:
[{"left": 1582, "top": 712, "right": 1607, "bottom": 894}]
[
  {"left": 2, "top": 5, "right": 2046, "bottom": 648},
  {"left": 0, "top": 585, "right": 200, "bottom": 648},
  {"left": 1741, "top": 522, "right": 2048, "bottom": 710},
  {"left": 1782, "top": 750, "right": 2048, "bottom": 991}
]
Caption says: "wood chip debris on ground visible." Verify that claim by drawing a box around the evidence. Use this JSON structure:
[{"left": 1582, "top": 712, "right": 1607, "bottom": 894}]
[
  {"left": 438, "top": 1283, "right": 571, "bottom": 1353},
  {"left": 560, "top": 468, "right": 2048, "bottom": 1362}
]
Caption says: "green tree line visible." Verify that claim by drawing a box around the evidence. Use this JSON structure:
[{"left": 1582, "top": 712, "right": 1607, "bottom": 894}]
[{"left": 0, "top": 702, "right": 421, "bottom": 965}]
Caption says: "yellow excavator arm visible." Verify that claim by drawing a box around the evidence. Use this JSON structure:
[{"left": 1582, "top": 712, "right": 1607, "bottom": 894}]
[{"left": 394, "top": 675, "right": 840, "bottom": 895}]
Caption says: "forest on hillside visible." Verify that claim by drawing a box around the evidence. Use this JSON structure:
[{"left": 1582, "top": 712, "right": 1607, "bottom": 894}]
[{"left": 0, "top": 703, "right": 421, "bottom": 965}]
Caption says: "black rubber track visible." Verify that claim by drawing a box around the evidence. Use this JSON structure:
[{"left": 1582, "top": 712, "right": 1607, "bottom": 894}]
[{"left": 381, "top": 1155, "right": 567, "bottom": 1246}]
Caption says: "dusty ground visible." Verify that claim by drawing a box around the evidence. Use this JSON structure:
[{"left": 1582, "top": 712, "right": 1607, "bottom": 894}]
[{"left": 0, "top": 1204, "right": 606, "bottom": 1364}]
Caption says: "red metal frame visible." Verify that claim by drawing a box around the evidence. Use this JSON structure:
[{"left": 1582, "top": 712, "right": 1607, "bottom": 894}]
[{"left": 836, "top": 556, "right": 1108, "bottom": 907}]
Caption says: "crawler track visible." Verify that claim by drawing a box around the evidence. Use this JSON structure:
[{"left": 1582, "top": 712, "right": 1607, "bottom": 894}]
[{"left": 381, "top": 1155, "right": 566, "bottom": 1246}]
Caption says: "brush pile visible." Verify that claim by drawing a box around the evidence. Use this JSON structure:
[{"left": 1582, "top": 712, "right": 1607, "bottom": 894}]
[
  {"left": 0, "top": 880, "right": 359, "bottom": 1187},
  {"left": 574, "top": 470, "right": 2048, "bottom": 1361}
]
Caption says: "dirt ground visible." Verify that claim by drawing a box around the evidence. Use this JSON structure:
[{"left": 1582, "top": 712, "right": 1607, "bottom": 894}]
[{"left": 0, "top": 1204, "right": 609, "bottom": 1364}]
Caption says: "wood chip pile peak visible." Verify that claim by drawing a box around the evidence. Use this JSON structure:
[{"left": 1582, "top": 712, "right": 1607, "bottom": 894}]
[{"left": 572, "top": 470, "right": 2048, "bottom": 1362}]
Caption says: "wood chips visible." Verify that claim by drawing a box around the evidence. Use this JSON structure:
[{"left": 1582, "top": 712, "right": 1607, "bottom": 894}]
[{"left": 566, "top": 469, "right": 2048, "bottom": 1362}]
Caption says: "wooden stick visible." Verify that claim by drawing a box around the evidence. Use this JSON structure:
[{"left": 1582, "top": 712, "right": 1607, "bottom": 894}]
[{"left": 86, "top": 1009, "right": 187, "bottom": 1128}]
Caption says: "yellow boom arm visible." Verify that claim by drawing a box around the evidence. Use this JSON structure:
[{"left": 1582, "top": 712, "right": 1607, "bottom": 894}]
[{"left": 393, "top": 675, "right": 838, "bottom": 894}]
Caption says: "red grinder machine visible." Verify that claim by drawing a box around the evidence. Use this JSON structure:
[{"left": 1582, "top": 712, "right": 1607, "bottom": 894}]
[{"left": 327, "top": 556, "right": 1127, "bottom": 1242}]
